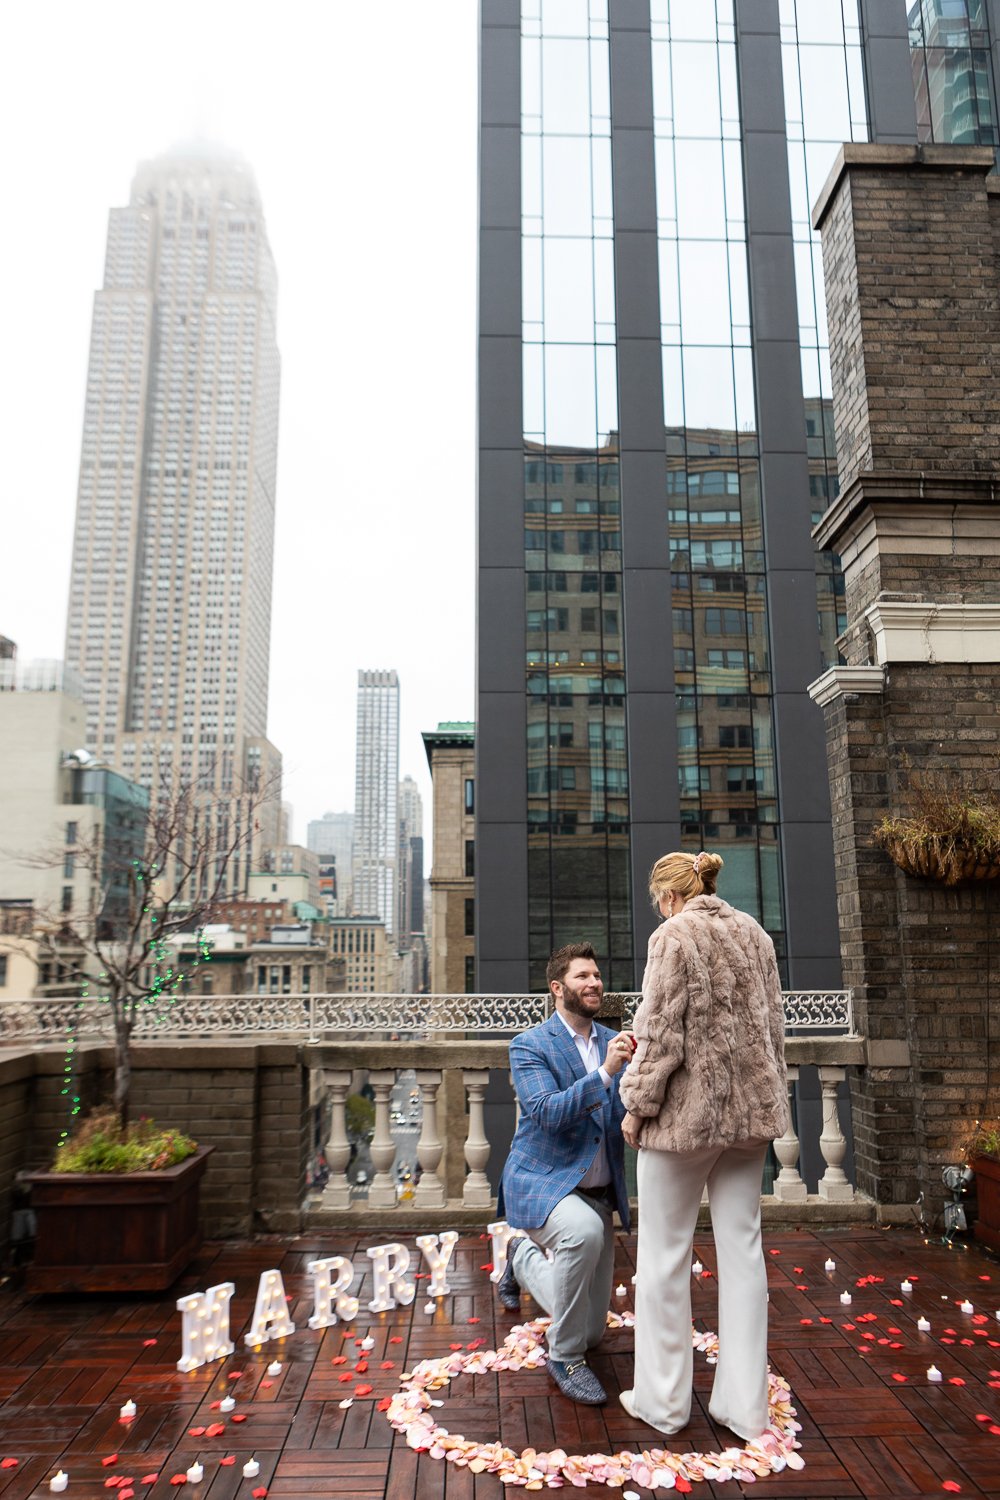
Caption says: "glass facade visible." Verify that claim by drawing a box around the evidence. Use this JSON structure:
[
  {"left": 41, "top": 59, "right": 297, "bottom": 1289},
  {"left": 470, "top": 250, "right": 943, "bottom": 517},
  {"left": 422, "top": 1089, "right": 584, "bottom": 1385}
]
[
  {"left": 521, "top": 0, "right": 632, "bottom": 992},
  {"left": 483, "top": 0, "right": 998, "bottom": 993},
  {"left": 909, "top": 0, "right": 998, "bottom": 144},
  {"left": 649, "top": 0, "right": 782, "bottom": 944}
]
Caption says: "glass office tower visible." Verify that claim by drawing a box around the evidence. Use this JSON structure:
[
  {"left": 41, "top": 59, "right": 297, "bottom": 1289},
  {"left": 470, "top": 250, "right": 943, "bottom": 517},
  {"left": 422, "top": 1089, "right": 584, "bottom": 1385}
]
[{"left": 477, "top": 0, "right": 998, "bottom": 994}]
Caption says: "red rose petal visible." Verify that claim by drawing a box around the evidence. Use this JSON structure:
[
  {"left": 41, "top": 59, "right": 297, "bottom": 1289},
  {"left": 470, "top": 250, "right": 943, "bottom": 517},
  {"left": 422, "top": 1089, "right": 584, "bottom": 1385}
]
[
  {"left": 468, "top": 1317, "right": 480, "bottom": 1324},
  {"left": 891, "top": 1373, "right": 907, "bottom": 1382},
  {"left": 389, "top": 1336, "right": 403, "bottom": 1344},
  {"left": 252, "top": 1489, "right": 268, "bottom": 1499},
  {"left": 260, "top": 1380, "right": 273, "bottom": 1389},
  {"left": 795, "top": 1284, "right": 808, "bottom": 1291},
  {"left": 942, "top": 1484, "right": 961, "bottom": 1494},
  {"left": 0, "top": 1460, "right": 18, "bottom": 1471},
  {"left": 976, "top": 1414, "right": 992, "bottom": 1423},
  {"left": 479, "top": 1263, "right": 494, "bottom": 1272},
  {"left": 449, "top": 1343, "right": 463, "bottom": 1351},
  {"left": 949, "top": 1377, "right": 966, "bottom": 1386},
  {"left": 676, "top": 1479, "right": 693, "bottom": 1494},
  {"left": 888, "top": 1327, "right": 902, "bottom": 1334},
  {"left": 354, "top": 1361, "right": 368, "bottom": 1373},
  {"left": 377, "top": 1397, "right": 392, "bottom": 1412},
  {"left": 210, "top": 1401, "right": 221, "bottom": 1410},
  {"left": 354, "top": 1384, "right": 373, "bottom": 1396},
  {"left": 102, "top": 1457, "right": 119, "bottom": 1468},
  {"left": 170, "top": 1477, "right": 187, "bottom": 1487},
  {"left": 980, "top": 1274, "right": 991, "bottom": 1281},
  {"left": 338, "top": 1373, "right": 352, "bottom": 1383},
  {"left": 842, "top": 1323, "right": 856, "bottom": 1331},
  {"left": 889, "top": 1299, "right": 904, "bottom": 1307},
  {"left": 990, "top": 1426, "right": 1000, "bottom": 1436},
  {"left": 188, "top": 1428, "right": 206, "bottom": 1437},
  {"left": 800, "top": 1318, "right": 813, "bottom": 1326},
  {"left": 331, "top": 1356, "right": 347, "bottom": 1366},
  {"left": 120, "top": 1490, "right": 135, "bottom": 1499},
  {"left": 220, "top": 1457, "right": 236, "bottom": 1467},
  {"left": 141, "top": 1477, "right": 159, "bottom": 1486},
  {"left": 793, "top": 1266, "right": 804, "bottom": 1274},
  {"left": 142, "top": 1339, "right": 157, "bottom": 1347},
  {"left": 104, "top": 1479, "right": 122, "bottom": 1489},
  {"left": 380, "top": 1361, "right": 395, "bottom": 1370},
  {"left": 205, "top": 1423, "right": 225, "bottom": 1437},
  {"left": 227, "top": 1371, "right": 243, "bottom": 1380},
  {"left": 768, "top": 1249, "right": 780, "bottom": 1256},
  {"left": 890, "top": 1342, "right": 904, "bottom": 1350},
  {"left": 230, "top": 1413, "right": 248, "bottom": 1423}
]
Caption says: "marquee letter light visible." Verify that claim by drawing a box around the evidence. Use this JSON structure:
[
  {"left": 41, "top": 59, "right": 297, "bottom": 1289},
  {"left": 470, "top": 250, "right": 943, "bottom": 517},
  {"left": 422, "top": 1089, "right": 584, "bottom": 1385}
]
[
  {"left": 307, "top": 1256, "right": 360, "bottom": 1329},
  {"left": 176, "top": 1282, "right": 235, "bottom": 1372},
  {"left": 415, "top": 1231, "right": 459, "bottom": 1297},
  {"left": 366, "top": 1241, "right": 416, "bottom": 1312},
  {"left": 487, "top": 1220, "right": 525, "bottom": 1283},
  {"left": 244, "top": 1268, "right": 296, "bottom": 1348}
]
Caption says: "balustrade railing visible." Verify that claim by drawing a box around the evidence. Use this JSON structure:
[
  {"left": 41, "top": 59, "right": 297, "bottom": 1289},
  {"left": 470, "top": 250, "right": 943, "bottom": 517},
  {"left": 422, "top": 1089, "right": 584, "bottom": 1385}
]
[{"left": 0, "top": 988, "right": 854, "bottom": 1042}]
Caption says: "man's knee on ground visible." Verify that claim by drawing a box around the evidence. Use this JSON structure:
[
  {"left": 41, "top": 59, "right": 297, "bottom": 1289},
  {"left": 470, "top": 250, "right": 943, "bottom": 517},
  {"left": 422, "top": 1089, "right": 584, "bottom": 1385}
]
[{"left": 555, "top": 1216, "right": 606, "bottom": 1262}]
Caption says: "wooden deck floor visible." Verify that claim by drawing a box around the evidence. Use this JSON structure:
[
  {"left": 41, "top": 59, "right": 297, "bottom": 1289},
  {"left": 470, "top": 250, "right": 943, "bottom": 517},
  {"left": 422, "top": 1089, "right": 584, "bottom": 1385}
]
[{"left": 0, "top": 1226, "right": 998, "bottom": 1499}]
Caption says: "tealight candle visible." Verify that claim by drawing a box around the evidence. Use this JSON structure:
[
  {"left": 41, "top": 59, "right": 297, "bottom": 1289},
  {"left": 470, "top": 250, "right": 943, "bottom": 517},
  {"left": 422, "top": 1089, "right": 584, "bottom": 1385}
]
[
  {"left": 960, "top": 1299, "right": 974, "bottom": 1314},
  {"left": 824, "top": 1258, "right": 836, "bottom": 1272},
  {"left": 267, "top": 1359, "right": 282, "bottom": 1375},
  {"left": 917, "top": 1316, "right": 931, "bottom": 1332},
  {"left": 49, "top": 1472, "right": 68, "bottom": 1493},
  {"left": 219, "top": 1394, "right": 235, "bottom": 1413},
  {"left": 360, "top": 1336, "right": 375, "bottom": 1350},
  {"left": 840, "top": 1291, "right": 852, "bottom": 1305},
  {"left": 242, "top": 1459, "right": 260, "bottom": 1479},
  {"left": 119, "top": 1398, "right": 137, "bottom": 1420},
  {"left": 901, "top": 1280, "right": 913, "bottom": 1293},
  {"left": 927, "top": 1365, "right": 942, "bottom": 1382},
  {"left": 615, "top": 1283, "right": 627, "bottom": 1296},
  {"left": 423, "top": 1300, "right": 436, "bottom": 1314},
  {"left": 692, "top": 1261, "right": 703, "bottom": 1276},
  {"left": 186, "top": 1463, "right": 204, "bottom": 1483}
]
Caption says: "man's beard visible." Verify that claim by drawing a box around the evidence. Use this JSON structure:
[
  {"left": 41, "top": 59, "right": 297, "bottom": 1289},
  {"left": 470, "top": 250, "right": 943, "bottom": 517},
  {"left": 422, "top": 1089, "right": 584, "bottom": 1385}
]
[{"left": 561, "top": 983, "right": 602, "bottom": 1019}]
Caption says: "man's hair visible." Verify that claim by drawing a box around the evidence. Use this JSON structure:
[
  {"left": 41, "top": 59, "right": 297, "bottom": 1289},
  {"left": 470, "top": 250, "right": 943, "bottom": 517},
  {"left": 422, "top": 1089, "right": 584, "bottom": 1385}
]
[{"left": 546, "top": 942, "right": 599, "bottom": 990}]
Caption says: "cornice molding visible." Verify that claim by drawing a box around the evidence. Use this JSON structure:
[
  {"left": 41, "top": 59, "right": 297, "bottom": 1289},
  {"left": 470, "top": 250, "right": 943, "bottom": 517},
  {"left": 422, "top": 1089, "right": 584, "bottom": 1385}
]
[{"left": 807, "top": 666, "right": 885, "bottom": 707}]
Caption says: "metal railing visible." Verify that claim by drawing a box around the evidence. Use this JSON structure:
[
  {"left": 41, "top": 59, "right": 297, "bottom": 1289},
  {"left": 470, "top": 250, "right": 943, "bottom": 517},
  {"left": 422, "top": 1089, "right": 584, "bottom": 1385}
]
[{"left": 0, "top": 988, "right": 855, "bottom": 1043}]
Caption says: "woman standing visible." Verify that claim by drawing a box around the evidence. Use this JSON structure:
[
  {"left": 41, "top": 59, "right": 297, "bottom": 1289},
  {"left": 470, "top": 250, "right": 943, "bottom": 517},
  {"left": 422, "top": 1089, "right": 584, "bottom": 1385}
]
[{"left": 618, "top": 850, "right": 787, "bottom": 1440}]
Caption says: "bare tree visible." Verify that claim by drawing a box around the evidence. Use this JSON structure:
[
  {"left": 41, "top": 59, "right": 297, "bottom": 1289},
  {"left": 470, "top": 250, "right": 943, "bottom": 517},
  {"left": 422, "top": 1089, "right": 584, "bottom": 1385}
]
[{"left": 15, "top": 768, "right": 275, "bottom": 1123}]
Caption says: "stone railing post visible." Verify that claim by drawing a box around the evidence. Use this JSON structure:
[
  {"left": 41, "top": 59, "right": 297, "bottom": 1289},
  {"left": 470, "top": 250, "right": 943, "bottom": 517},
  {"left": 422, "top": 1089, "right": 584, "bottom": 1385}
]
[
  {"left": 462, "top": 1069, "right": 492, "bottom": 1207},
  {"left": 322, "top": 1069, "right": 353, "bottom": 1209},
  {"left": 367, "top": 1069, "right": 399, "bottom": 1208},
  {"left": 817, "top": 1066, "right": 854, "bottom": 1201},
  {"left": 413, "top": 1069, "right": 446, "bottom": 1209},
  {"left": 773, "top": 1065, "right": 807, "bottom": 1202}
]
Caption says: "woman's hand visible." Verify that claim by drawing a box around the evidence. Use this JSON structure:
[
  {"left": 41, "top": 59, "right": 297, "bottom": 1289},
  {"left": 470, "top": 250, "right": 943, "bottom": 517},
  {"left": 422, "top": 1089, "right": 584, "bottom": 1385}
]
[{"left": 621, "top": 1112, "right": 643, "bottom": 1150}]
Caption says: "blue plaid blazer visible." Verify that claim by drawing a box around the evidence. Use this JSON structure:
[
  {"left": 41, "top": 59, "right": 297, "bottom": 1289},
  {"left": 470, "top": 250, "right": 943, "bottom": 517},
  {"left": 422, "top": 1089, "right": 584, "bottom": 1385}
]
[{"left": 499, "top": 1012, "right": 630, "bottom": 1231}]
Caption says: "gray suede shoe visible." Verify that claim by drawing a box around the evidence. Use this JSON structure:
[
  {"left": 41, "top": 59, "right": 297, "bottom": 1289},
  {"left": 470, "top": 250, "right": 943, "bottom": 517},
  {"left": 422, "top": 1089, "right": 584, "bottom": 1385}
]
[
  {"left": 495, "top": 1238, "right": 523, "bottom": 1312},
  {"left": 548, "top": 1358, "right": 607, "bottom": 1405}
]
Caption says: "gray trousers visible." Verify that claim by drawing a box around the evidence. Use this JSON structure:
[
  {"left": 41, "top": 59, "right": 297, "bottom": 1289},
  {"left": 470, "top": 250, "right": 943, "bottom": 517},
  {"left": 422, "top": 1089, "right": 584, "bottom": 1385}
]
[{"left": 515, "top": 1189, "right": 615, "bottom": 1363}]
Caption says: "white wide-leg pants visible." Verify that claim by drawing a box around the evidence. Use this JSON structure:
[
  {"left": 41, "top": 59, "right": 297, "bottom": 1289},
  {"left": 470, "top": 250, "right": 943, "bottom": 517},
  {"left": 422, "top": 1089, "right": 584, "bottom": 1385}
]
[
  {"left": 630, "top": 1141, "right": 770, "bottom": 1439},
  {"left": 515, "top": 1189, "right": 615, "bottom": 1363}
]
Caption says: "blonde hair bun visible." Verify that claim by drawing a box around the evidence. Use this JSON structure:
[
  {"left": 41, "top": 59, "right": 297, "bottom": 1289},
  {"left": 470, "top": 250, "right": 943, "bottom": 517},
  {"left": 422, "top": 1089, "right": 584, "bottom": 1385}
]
[{"left": 649, "top": 849, "right": 724, "bottom": 904}]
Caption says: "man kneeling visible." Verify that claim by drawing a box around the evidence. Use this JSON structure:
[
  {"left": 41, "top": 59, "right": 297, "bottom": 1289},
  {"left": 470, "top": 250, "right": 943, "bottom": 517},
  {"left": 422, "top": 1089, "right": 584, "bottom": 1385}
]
[{"left": 496, "top": 943, "right": 632, "bottom": 1404}]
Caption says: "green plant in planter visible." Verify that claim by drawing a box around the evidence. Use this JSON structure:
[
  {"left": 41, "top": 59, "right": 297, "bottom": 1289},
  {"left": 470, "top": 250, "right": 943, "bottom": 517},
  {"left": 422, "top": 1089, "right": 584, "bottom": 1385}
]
[
  {"left": 54, "top": 1108, "right": 196, "bottom": 1173},
  {"left": 872, "top": 770, "right": 1000, "bottom": 885},
  {"left": 969, "top": 1124, "right": 1000, "bottom": 1162}
]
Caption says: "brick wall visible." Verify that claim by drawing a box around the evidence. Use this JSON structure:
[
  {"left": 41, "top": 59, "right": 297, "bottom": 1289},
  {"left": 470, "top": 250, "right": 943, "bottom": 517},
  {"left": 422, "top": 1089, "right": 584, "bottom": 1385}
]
[
  {"left": 814, "top": 145, "right": 1000, "bottom": 1217},
  {"left": 0, "top": 1042, "right": 311, "bottom": 1260}
]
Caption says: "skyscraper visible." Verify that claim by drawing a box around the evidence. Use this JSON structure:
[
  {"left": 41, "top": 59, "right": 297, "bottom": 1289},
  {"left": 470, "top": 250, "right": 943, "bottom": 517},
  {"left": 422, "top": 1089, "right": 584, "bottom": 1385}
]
[
  {"left": 352, "top": 670, "right": 400, "bottom": 934},
  {"left": 307, "top": 810, "right": 355, "bottom": 915},
  {"left": 396, "top": 774, "right": 424, "bottom": 946},
  {"left": 476, "top": 0, "right": 999, "bottom": 992},
  {"left": 64, "top": 148, "right": 283, "bottom": 890}
]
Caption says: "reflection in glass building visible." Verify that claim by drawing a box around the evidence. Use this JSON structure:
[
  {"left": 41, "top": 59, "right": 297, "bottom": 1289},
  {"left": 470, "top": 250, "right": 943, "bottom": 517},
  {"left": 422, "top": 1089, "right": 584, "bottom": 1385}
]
[{"left": 477, "top": 0, "right": 1000, "bottom": 994}]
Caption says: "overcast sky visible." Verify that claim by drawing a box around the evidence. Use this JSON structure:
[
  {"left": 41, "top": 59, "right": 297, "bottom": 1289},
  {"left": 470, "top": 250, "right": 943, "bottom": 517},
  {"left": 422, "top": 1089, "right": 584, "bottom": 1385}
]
[{"left": 0, "top": 0, "right": 478, "bottom": 842}]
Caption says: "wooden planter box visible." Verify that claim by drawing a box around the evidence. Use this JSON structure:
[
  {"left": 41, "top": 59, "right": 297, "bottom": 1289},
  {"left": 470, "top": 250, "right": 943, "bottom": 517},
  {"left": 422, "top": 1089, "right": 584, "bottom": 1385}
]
[
  {"left": 972, "top": 1152, "right": 1000, "bottom": 1255},
  {"left": 24, "top": 1144, "right": 213, "bottom": 1293},
  {"left": 877, "top": 836, "right": 1000, "bottom": 885}
]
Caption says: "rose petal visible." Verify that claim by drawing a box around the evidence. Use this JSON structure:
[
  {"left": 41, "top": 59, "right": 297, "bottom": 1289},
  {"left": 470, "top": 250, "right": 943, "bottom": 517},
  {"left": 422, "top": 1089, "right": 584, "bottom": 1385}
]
[
  {"left": 942, "top": 1484, "right": 962, "bottom": 1494},
  {"left": 187, "top": 1428, "right": 206, "bottom": 1437},
  {"left": 891, "top": 1373, "right": 907, "bottom": 1382},
  {"left": 331, "top": 1356, "right": 347, "bottom": 1365},
  {"left": 468, "top": 1317, "right": 480, "bottom": 1324},
  {"left": 252, "top": 1490, "right": 268, "bottom": 1499},
  {"left": 205, "top": 1423, "right": 225, "bottom": 1437},
  {"left": 354, "top": 1384, "right": 373, "bottom": 1396},
  {"left": 142, "top": 1339, "right": 157, "bottom": 1347},
  {"left": 230, "top": 1413, "right": 248, "bottom": 1423},
  {"left": 120, "top": 1490, "right": 135, "bottom": 1499},
  {"left": 0, "top": 1460, "right": 18, "bottom": 1470},
  {"left": 170, "top": 1477, "right": 187, "bottom": 1487},
  {"left": 354, "top": 1362, "right": 368, "bottom": 1373},
  {"left": 141, "top": 1478, "right": 159, "bottom": 1487},
  {"left": 390, "top": 1336, "right": 403, "bottom": 1344},
  {"left": 219, "top": 1457, "right": 236, "bottom": 1467},
  {"left": 377, "top": 1398, "right": 392, "bottom": 1412},
  {"left": 338, "top": 1373, "right": 353, "bottom": 1383},
  {"left": 227, "top": 1371, "right": 243, "bottom": 1380},
  {"left": 102, "top": 1457, "right": 120, "bottom": 1469},
  {"left": 949, "top": 1377, "right": 966, "bottom": 1386},
  {"left": 260, "top": 1380, "right": 273, "bottom": 1389}
]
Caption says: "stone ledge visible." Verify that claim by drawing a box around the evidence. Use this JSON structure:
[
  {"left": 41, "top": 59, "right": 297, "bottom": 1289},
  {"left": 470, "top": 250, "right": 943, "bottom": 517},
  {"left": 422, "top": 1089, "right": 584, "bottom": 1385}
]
[
  {"left": 808, "top": 666, "right": 885, "bottom": 708},
  {"left": 813, "top": 470, "right": 1000, "bottom": 555},
  {"left": 811, "top": 143, "right": 996, "bottom": 230},
  {"left": 866, "top": 600, "right": 1000, "bottom": 665}
]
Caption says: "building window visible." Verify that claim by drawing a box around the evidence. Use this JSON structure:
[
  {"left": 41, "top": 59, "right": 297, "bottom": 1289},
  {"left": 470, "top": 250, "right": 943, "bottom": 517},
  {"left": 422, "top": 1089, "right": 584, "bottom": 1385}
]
[
  {"left": 0, "top": 956, "right": 6, "bottom": 986},
  {"left": 465, "top": 898, "right": 475, "bottom": 936},
  {"left": 302, "top": 965, "right": 311, "bottom": 991},
  {"left": 464, "top": 839, "right": 475, "bottom": 877},
  {"left": 464, "top": 778, "right": 475, "bottom": 814},
  {"left": 63, "top": 853, "right": 75, "bottom": 879},
  {"left": 61, "top": 886, "right": 73, "bottom": 913},
  {"left": 65, "top": 822, "right": 78, "bottom": 844},
  {"left": 465, "top": 954, "right": 475, "bottom": 993}
]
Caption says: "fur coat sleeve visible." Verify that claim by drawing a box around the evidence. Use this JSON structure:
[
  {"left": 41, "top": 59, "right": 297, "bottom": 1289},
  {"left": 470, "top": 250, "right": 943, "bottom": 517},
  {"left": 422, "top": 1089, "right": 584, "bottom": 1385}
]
[{"left": 618, "top": 925, "right": 686, "bottom": 1118}]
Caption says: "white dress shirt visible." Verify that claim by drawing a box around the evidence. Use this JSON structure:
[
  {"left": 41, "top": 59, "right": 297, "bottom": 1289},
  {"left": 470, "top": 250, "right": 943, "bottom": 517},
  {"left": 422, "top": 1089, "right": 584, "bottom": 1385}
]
[{"left": 556, "top": 1009, "right": 612, "bottom": 1188}]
